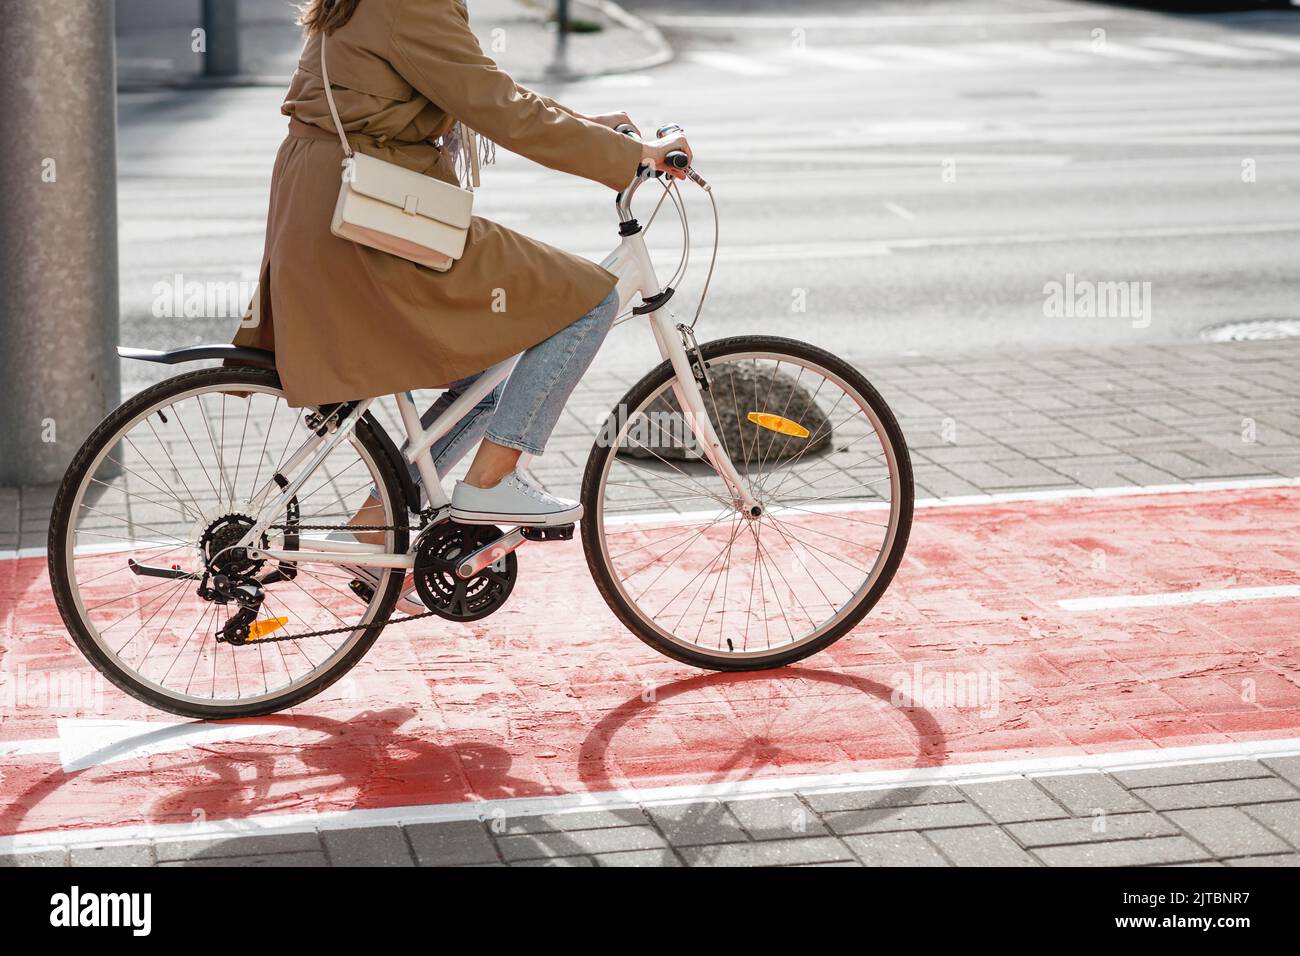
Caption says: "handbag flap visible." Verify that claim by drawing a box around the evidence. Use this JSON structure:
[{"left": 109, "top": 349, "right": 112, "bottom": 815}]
[{"left": 346, "top": 152, "right": 473, "bottom": 229}]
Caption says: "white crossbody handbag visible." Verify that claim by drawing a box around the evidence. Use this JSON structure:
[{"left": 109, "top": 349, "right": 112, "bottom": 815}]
[{"left": 320, "top": 36, "right": 474, "bottom": 272}]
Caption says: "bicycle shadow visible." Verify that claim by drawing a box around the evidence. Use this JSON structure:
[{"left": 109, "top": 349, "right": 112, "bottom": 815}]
[
  {"left": 498, "top": 667, "right": 950, "bottom": 864},
  {"left": 1, "top": 670, "right": 950, "bottom": 866},
  {"left": 0, "top": 707, "right": 533, "bottom": 858}
]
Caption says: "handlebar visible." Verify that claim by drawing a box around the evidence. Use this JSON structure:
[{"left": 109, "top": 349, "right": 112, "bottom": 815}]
[{"left": 613, "top": 123, "right": 707, "bottom": 190}]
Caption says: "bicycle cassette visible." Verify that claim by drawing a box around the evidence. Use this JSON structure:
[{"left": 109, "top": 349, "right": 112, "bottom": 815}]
[{"left": 413, "top": 523, "right": 517, "bottom": 622}]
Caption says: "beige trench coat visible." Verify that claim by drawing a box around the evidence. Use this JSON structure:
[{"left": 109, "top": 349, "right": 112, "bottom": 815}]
[{"left": 231, "top": 0, "right": 643, "bottom": 408}]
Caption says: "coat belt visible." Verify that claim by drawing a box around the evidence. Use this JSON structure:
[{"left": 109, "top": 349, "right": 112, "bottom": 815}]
[{"left": 287, "top": 116, "right": 440, "bottom": 157}]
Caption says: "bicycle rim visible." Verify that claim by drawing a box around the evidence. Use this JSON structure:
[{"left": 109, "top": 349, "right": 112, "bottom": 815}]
[{"left": 585, "top": 339, "right": 911, "bottom": 666}]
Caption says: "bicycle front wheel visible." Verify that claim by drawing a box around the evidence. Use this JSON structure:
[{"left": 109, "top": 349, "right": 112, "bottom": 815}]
[{"left": 581, "top": 335, "right": 913, "bottom": 670}]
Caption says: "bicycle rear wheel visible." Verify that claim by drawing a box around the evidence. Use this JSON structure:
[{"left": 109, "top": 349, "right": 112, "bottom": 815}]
[
  {"left": 581, "top": 335, "right": 912, "bottom": 670},
  {"left": 47, "top": 366, "right": 409, "bottom": 718}
]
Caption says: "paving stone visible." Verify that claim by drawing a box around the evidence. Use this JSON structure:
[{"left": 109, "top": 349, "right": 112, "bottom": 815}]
[
  {"left": 1165, "top": 807, "right": 1291, "bottom": 857},
  {"left": 1113, "top": 760, "right": 1274, "bottom": 788},
  {"left": 925, "top": 826, "right": 1038, "bottom": 866},
  {"left": 1225, "top": 854, "right": 1299, "bottom": 867},
  {"left": 724, "top": 796, "right": 828, "bottom": 840},
  {"left": 644, "top": 801, "right": 750, "bottom": 846},
  {"left": 824, "top": 801, "right": 989, "bottom": 835},
  {"left": 1032, "top": 772, "right": 1147, "bottom": 816},
  {"left": 1132, "top": 778, "right": 1299, "bottom": 811},
  {"left": 799, "top": 784, "right": 964, "bottom": 814},
  {"left": 678, "top": 837, "right": 854, "bottom": 867},
  {"left": 0, "top": 849, "right": 69, "bottom": 867},
  {"left": 321, "top": 826, "right": 414, "bottom": 867},
  {"left": 1241, "top": 802, "right": 1300, "bottom": 848},
  {"left": 841, "top": 831, "right": 950, "bottom": 866},
  {"left": 594, "top": 848, "right": 683, "bottom": 867},
  {"left": 494, "top": 808, "right": 646, "bottom": 835},
  {"left": 497, "top": 826, "right": 668, "bottom": 862},
  {"left": 511, "top": 855, "right": 598, "bottom": 867},
  {"left": 1034, "top": 836, "right": 1211, "bottom": 867},
  {"left": 958, "top": 779, "right": 1069, "bottom": 823},
  {"left": 1261, "top": 755, "right": 1300, "bottom": 788},
  {"left": 153, "top": 831, "right": 323, "bottom": 862},
  {"left": 159, "top": 851, "right": 330, "bottom": 867},
  {"left": 405, "top": 820, "right": 498, "bottom": 866},
  {"left": 69, "top": 843, "right": 155, "bottom": 867},
  {"left": 1007, "top": 812, "right": 1178, "bottom": 847}
]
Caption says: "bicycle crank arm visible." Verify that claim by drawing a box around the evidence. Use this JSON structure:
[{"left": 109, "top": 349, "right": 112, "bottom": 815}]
[{"left": 456, "top": 527, "right": 527, "bottom": 579}]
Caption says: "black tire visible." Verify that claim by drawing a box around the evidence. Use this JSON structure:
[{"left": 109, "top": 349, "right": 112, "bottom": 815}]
[
  {"left": 580, "top": 335, "right": 913, "bottom": 671},
  {"left": 47, "top": 366, "right": 409, "bottom": 719}
]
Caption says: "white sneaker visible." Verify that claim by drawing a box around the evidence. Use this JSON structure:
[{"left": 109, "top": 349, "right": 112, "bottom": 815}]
[
  {"left": 327, "top": 529, "right": 425, "bottom": 614},
  {"left": 451, "top": 471, "right": 582, "bottom": 527}
]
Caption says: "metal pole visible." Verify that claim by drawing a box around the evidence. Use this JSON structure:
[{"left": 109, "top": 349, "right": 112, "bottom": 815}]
[
  {"left": 0, "top": 0, "right": 120, "bottom": 487},
  {"left": 203, "top": 0, "right": 241, "bottom": 77},
  {"left": 549, "top": 0, "right": 571, "bottom": 77}
]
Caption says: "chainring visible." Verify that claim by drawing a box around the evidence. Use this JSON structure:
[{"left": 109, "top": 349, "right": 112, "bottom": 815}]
[{"left": 414, "top": 522, "right": 517, "bottom": 622}]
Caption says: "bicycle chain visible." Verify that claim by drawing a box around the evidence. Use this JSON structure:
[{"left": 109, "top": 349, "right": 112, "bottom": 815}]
[{"left": 241, "top": 521, "right": 436, "bottom": 644}]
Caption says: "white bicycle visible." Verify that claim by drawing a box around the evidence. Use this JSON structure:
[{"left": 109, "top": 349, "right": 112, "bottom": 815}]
[{"left": 49, "top": 133, "right": 914, "bottom": 718}]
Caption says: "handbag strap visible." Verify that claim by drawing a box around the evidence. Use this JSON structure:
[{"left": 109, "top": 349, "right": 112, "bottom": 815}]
[
  {"left": 320, "top": 33, "right": 480, "bottom": 190},
  {"left": 319, "top": 35, "right": 354, "bottom": 159}
]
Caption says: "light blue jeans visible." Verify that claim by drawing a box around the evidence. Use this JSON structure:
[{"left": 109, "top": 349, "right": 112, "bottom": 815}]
[{"left": 399, "top": 287, "right": 619, "bottom": 488}]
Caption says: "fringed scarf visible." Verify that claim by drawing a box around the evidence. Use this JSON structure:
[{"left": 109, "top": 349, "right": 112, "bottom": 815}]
[{"left": 443, "top": 122, "right": 496, "bottom": 189}]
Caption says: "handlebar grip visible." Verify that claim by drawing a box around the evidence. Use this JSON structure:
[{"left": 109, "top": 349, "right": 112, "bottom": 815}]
[
  {"left": 614, "top": 123, "right": 639, "bottom": 137},
  {"left": 665, "top": 151, "right": 690, "bottom": 169}
]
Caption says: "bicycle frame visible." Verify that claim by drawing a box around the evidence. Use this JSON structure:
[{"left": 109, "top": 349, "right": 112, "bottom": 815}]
[{"left": 240, "top": 166, "right": 757, "bottom": 572}]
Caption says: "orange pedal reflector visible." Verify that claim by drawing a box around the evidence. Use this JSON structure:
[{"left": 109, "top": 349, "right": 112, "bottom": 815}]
[
  {"left": 248, "top": 617, "right": 290, "bottom": 640},
  {"left": 746, "top": 412, "right": 810, "bottom": 439}
]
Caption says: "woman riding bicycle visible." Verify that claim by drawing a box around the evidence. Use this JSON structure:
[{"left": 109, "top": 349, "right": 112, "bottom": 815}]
[{"left": 231, "top": 0, "right": 692, "bottom": 529}]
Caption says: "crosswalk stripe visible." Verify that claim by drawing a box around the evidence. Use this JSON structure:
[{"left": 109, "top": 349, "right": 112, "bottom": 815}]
[
  {"left": 1140, "top": 36, "right": 1283, "bottom": 61},
  {"left": 961, "top": 41, "right": 1089, "bottom": 65},
  {"left": 785, "top": 47, "right": 890, "bottom": 71},
  {"left": 1231, "top": 34, "right": 1300, "bottom": 55},
  {"left": 867, "top": 44, "right": 985, "bottom": 68},
  {"left": 683, "top": 50, "right": 788, "bottom": 76},
  {"left": 1049, "top": 39, "right": 1181, "bottom": 63},
  {"left": 688, "top": 36, "right": 1298, "bottom": 79}
]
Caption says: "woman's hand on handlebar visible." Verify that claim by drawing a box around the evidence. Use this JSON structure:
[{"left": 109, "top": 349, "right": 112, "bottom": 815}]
[{"left": 641, "top": 130, "right": 693, "bottom": 180}]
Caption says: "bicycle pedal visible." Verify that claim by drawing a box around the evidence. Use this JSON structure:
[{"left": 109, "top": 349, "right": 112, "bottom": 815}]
[
  {"left": 348, "top": 578, "right": 375, "bottom": 603},
  {"left": 520, "top": 523, "right": 574, "bottom": 542}
]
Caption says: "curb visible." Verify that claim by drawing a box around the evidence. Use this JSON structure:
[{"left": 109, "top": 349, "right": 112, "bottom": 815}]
[
  {"left": 568, "top": 0, "right": 674, "bottom": 78},
  {"left": 115, "top": 0, "right": 673, "bottom": 93}
]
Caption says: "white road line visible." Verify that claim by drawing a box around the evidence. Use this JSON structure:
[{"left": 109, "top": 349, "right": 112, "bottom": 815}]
[
  {"left": 963, "top": 42, "right": 1089, "bottom": 65},
  {"left": 12, "top": 474, "right": 1298, "bottom": 561},
  {"left": 601, "top": 476, "right": 1300, "bottom": 528},
  {"left": 784, "top": 47, "right": 890, "bottom": 72},
  {"left": 1141, "top": 36, "right": 1282, "bottom": 61},
  {"left": 1060, "top": 584, "right": 1300, "bottom": 612},
  {"left": 881, "top": 200, "right": 915, "bottom": 221},
  {"left": 652, "top": 12, "right": 1121, "bottom": 30},
  {"left": 868, "top": 44, "right": 985, "bottom": 69},
  {"left": 1051, "top": 39, "right": 1181, "bottom": 63},
  {"left": 2, "top": 736, "right": 1296, "bottom": 854},
  {"left": 1232, "top": 34, "right": 1300, "bottom": 55},
  {"left": 683, "top": 50, "right": 788, "bottom": 77}
]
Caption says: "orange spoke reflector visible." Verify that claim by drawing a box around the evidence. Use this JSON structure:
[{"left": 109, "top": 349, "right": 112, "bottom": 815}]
[
  {"left": 248, "top": 617, "right": 290, "bottom": 639},
  {"left": 747, "top": 412, "right": 810, "bottom": 439}
]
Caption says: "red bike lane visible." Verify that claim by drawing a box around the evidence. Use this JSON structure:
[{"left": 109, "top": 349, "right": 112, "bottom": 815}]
[{"left": 1, "top": 483, "right": 1297, "bottom": 840}]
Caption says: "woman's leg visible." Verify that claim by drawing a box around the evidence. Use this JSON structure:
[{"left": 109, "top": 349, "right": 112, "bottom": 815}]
[
  {"left": 349, "top": 373, "right": 501, "bottom": 543},
  {"left": 463, "top": 287, "right": 620, "bottom": 488}
]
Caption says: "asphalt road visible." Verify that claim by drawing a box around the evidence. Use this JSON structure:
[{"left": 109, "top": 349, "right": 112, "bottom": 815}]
[{"left": 116, "top": 0, "right": 1300, "bottom": 384}]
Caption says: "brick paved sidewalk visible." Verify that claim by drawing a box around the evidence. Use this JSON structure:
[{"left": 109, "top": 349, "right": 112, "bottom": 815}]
[
  {"left": 5, "top": 337, "right": 1296, "bottom": 551},
  {"left": 4, "top": 751, "right": 1298, "bottom": 867}
]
